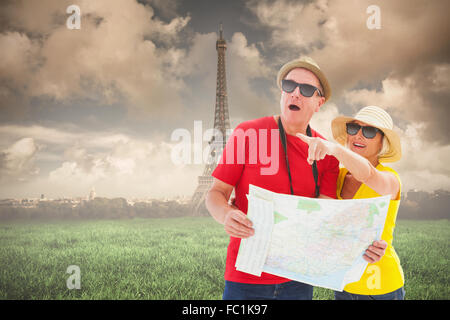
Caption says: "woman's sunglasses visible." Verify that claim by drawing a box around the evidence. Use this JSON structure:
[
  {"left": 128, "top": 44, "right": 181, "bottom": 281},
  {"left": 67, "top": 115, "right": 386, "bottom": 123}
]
[
  {"left": 281, "top": 79, "right": 323, "bottom": 97},
  {"left": 346, "top": 122, "right": 384, "bottom": 139}
]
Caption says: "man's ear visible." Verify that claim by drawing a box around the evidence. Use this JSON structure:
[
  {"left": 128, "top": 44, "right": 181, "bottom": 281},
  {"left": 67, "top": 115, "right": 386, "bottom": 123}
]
[{"left": 315, "top": 96, "right": 325, "bottom": 112}]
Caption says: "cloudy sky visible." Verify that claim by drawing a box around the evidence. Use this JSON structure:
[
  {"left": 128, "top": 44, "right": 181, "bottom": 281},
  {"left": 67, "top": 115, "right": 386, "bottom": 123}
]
[{"left": 0, "top": 0, "right": 449, "bottom": 199}]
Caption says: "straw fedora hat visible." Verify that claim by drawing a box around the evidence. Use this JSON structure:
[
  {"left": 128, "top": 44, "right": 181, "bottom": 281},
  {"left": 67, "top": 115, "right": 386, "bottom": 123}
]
[
  {"left": 331, "top": 106, "right": 402, "bottom": 163},
  {"left": 277, "top": 56, "right": 331, "bottom": 102}
]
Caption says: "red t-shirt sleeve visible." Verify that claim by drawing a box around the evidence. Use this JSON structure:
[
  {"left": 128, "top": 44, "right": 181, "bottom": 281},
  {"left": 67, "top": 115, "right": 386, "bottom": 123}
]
[
  {"left": 211, "top": 124, "right": 245, "bottom": 186},
  {"left": 319, "top": 155, "right": 340, "bottom": 199}
]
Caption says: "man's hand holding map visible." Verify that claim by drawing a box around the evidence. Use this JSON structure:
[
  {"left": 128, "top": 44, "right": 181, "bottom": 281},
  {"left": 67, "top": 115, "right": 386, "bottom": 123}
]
[{"left": 235, "top": 184, "right": 390, "bottom": 291}]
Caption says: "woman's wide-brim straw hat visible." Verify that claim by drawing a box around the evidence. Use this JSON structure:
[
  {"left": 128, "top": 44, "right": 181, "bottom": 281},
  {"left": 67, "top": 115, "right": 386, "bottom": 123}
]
[
  {"left": 277, "top": 56, "right": 331, "bottom": 102},
  {"left": 331, "top": 106, "right": 402, "bottom": 163}
]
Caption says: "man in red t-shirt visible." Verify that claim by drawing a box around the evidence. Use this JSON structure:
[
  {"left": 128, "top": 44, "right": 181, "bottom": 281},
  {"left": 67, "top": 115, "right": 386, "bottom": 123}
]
[{"left": 205, "top": 56, "right": 339, "bottom": 300}]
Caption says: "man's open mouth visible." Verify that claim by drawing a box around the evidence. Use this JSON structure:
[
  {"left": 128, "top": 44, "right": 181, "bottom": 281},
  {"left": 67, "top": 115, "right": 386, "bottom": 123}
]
[{"left": 288, "top": 104, "right": 301, "bottom": 111}]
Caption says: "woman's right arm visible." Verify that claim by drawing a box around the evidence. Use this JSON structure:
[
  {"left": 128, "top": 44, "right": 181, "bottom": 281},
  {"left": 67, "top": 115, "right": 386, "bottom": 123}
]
[
  {"left": 297, "top": 133, "right": 400, "bottom": 200},
  {"left": 206, "top": 178, "right": 254, "bottom": 238},
  {"left": 332, "top": 143, "right": 400, "bottom": 200}
]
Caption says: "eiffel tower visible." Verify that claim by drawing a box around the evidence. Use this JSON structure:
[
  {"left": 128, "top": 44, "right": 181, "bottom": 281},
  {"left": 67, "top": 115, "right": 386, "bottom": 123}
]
[{"left": 191, "top": 23, "right": 231, "bottom": 214}]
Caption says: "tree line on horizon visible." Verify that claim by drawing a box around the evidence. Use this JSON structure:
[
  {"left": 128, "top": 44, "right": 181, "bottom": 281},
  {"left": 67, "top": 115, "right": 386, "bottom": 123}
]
[
  {"left": 0, "top": 197, "right": 204, "bottom": 220},
  {"left": 0, "top": 190, "right": 448, "bottom": 221}
]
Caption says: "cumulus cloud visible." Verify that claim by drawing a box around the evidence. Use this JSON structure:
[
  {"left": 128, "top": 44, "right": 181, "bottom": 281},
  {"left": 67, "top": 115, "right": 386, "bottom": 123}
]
[
  {"left": 228, "top": 32, "right": 271, "bottom": 79},
  {"left": 342, "top": 75, "right": 425, "bottom": 129},
  {"left": 0, "top": 138, "right": 40, "bottom": 182},
  {"left": 340, "top": 66, "right": 450, "bottom": 192},
  {"left": 343, "top": 61, "right": 450, "bottom": 142},
  {"left": 0, "top": 125, "right": 78, "bottom": 147},
  {"left": 227, "top": 32, "right": 277, "bottom": 123},
  {"left": 0, "top": 0, "right": 66, "bottom": 35},
  {"left": 48, "top": 137, "right": 201, "bottom": 199},
  {"left": 246, "top": 0, "right": 450, "bottom": 137},
  {"left": 0, "top": 0, "right": 448, "bottom": 197},
  {"left": 179, "top": 30, "right": 276, "bottom": 127},
  {"left": 0, "top": 0, "right": 192, "bottom": 120},
  {"left": 0, "top": 32, "right": 39, "bottom": 89},
  {"left": 309, "top": 103, "right": 339, "bottom": 141},
  {"left": 247, "top": 0, "right": 330, "bottom": 53},
  {"left": 246, "top": 0, "right": 450, "bottom": 193},
  {"left": 341, "top": 81, "right": 450, "bottom": 192},
  {"left": 0, "top": 123, "right": 201, "bottom": 198},
  {"left": 390, "top": 123, "right": 450, "bottom": 192},
  {"left": 247, "top": 0, "right": 450, "bottom": 93}
]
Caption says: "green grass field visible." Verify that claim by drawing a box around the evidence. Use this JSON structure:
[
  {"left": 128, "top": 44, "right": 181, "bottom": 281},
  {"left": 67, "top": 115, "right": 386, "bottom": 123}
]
[{"left": 0, "top": 218, "right": 448, "bottom": 300}]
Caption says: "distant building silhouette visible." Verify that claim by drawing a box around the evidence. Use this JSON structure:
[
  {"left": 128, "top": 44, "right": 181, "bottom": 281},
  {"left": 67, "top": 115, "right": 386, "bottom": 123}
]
[{"left": 89, "top": 187, "right": 96, "bottom": 201}]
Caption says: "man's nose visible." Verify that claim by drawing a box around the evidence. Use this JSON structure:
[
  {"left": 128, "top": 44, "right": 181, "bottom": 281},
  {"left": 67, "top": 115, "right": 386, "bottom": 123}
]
[
  {"left": 290, "top": 85, "right": 304, "bottom": 100},
  {"left": 292, "top": 85, "right": 301, "bottom": 97}
]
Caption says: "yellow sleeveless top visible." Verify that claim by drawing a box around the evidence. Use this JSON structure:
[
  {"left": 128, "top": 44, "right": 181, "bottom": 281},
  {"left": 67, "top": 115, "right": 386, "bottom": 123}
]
[{"left": 336, "top": 163, "right": 404, "bottom": 295}]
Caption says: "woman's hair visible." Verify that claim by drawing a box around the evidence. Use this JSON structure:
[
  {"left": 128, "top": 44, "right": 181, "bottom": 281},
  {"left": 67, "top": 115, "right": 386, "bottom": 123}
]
[{"left": 378, "top": 135, "right": 389, "bottom": 158}]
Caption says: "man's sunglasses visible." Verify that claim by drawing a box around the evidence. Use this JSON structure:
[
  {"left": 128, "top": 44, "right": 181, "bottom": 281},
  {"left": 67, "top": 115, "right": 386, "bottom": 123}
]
[
  {"left": 346, "top": 122, "right": 384, "bottom": 139},
  {"left": 281, "top": 79, "right": 323, "bottom": 97}
]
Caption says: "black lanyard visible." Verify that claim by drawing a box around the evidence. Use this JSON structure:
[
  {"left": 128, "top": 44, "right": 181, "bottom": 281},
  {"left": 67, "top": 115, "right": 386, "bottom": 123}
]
[{"left": 277, "top": 116, "right": 320, "bottom": 197}]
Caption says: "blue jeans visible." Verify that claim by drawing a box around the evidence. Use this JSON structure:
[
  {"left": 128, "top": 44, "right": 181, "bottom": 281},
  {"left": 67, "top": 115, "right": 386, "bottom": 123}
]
[
  {"left": 223, "top": 280, "right": 313, "bottom": 300},
  {"left": 334, "top": 287, "right": 405, "bottom": 300}
]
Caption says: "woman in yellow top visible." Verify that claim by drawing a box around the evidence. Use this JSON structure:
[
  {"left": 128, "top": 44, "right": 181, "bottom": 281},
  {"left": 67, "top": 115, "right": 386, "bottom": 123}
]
[{"left": 297, "top": 106, "right": 405, "bottom": 300}]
